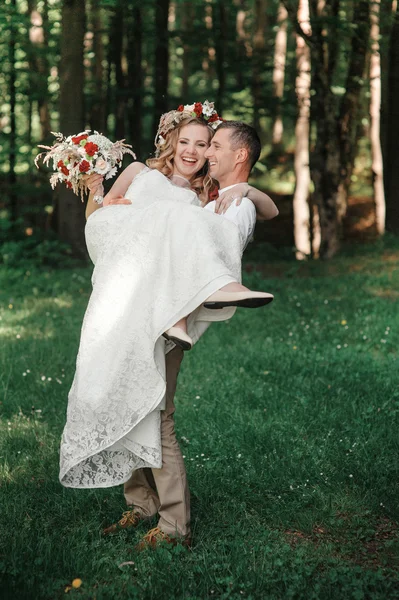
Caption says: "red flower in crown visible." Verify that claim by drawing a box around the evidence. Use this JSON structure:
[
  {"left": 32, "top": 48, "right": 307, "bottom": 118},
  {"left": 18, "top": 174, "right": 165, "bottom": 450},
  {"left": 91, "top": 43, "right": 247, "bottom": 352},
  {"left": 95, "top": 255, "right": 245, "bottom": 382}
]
[
  {"left": 85, "top": 142, "right": 99, "bottom": 156},
  {"left": 177, "top": 105, "right": 184, "bottom": 112},
  {"left": 66, "top": 181, "right": 72, "bottom": 189},
  {"left": 208, "top": 113, "right": 220, "bottom": 123},
  {"left": 79, "top": 160, "right": 91, "bottom": 173},
  {"left": 71, "top": 134, "right": 88, "bottom": 145},
  {"left": 193, "top": 102, "right": 203, "bottom": 117}
]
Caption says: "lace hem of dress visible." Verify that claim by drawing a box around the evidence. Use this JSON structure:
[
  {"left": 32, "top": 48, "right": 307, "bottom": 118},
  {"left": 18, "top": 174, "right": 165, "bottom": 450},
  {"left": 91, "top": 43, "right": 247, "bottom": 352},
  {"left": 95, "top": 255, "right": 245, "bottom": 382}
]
[{"left": 60, "top": 446, "right": 161, "bottom": 488}]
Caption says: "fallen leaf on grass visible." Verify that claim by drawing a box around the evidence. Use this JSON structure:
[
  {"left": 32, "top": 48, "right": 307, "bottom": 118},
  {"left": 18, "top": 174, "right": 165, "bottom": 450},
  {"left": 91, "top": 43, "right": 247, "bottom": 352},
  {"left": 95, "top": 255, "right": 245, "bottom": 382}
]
[{"left": 118, "top": 561, "right": 135, "bottom": 569}]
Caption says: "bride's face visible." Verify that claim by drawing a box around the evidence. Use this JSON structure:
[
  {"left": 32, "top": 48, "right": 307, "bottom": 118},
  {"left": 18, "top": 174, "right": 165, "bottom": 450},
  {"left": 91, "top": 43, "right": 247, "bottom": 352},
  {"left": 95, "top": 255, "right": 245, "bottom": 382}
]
[{"left": 173, "top": 123, "right": 210, "bottom": 181}]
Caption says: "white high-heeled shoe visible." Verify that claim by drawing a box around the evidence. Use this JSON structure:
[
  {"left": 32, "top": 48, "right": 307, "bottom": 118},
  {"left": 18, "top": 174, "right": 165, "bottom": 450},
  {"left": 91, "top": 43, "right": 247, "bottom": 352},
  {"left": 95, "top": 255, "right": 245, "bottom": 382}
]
[
  {"left": 204, "top": 290, "right": 274, "bottom": 309},
  {"left": 163, "top": 327, "right": 193, "bottom": 351}
]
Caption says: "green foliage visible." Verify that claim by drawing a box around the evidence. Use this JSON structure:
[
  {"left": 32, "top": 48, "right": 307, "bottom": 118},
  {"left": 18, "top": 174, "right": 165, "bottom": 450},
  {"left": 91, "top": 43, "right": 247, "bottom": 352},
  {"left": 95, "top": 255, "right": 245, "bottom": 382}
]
[
  {"left": 0, "top": 236, "right": 79, "bottom": 268},
  {"left": 0, "top": 213, "right": 83, "bottom": 269},
  {"left": 0, "top": 0, "right": 391, "bottom": 247},
  {"left": 0, "top": 243, "right": 399, "bottom": 598}
]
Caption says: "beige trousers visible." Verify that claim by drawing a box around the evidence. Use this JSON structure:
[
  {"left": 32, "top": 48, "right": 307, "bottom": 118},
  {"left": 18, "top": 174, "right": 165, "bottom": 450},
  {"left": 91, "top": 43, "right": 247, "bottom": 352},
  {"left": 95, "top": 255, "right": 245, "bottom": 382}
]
[{"left": 123, "top": 346, "right": 190, "bottom": 538}]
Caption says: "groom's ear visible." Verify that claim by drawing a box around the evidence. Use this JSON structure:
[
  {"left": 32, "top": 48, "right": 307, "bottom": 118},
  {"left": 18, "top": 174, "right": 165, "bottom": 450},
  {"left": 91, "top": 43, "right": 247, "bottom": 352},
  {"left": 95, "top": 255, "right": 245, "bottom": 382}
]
[{"left": 236, "top": 147, "right": 249, "bottom": 166}]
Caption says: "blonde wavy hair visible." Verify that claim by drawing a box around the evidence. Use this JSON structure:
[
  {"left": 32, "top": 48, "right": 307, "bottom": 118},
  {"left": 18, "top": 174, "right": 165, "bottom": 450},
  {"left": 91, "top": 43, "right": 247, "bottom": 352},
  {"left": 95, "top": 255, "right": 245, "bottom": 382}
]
[{"left": 146, "top": 117, "right": 216, "bottom": 205}]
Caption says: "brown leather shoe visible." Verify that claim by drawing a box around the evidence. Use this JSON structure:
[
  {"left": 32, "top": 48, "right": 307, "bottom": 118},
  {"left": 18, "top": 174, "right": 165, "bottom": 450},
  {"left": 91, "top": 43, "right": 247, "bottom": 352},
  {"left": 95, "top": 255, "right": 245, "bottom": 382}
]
[
  {"left": 103, "top": 509, "right": 143, "bottom": 536},
  {"left": 135, "top": 526, "right": 191, "bottom": 551}
]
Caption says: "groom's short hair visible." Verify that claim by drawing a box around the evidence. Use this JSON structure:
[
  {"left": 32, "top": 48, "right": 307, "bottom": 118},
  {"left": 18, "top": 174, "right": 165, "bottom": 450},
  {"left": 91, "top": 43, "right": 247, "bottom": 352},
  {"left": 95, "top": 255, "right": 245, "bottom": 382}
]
[{"left": 217, "top": 121, "right": 261, "bottom": 171}]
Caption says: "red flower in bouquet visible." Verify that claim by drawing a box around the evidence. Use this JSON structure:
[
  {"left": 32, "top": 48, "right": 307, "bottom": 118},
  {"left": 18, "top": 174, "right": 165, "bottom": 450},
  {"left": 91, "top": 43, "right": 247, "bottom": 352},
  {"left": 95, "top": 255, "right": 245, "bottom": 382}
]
[
  {"left": 85, "top": 142, "right": 99, "bottom": 156},
  {"left": 79, "top": 160, "right": 91, "bottom": 173},
  {"left": 72, "top": 134, "right": 88, "bottom": 145},
  {"left": 194, "top": 102, "right": 203, "bottom": 117},
  {"left": 57, "top": 160, "right": 69, "bottom": 176}
]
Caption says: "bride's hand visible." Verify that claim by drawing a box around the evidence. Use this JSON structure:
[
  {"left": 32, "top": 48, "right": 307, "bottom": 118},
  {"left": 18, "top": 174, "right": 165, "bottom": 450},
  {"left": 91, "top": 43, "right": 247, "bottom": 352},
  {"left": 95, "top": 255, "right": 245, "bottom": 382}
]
[
  {"left": 103, "top": 194, "right": 132, "bottom": 206},
  {"left": 215, "top": 183, "right": 250, "bottom": 214},
  {"left": 83, "top": 173, "right": 104, "bottom": 195}
]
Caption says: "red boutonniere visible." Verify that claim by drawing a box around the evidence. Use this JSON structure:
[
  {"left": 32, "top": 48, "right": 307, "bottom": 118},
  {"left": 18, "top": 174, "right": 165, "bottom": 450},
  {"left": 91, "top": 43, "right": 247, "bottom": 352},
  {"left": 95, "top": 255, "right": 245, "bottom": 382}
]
[{"left": 209, "top": 186, "right": 219, "bottom": 201}]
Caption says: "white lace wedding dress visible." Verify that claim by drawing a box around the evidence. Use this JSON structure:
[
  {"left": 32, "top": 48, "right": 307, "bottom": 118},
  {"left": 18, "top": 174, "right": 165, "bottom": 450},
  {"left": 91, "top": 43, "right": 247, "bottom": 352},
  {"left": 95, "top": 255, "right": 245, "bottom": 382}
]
[{"left": 59, "top": 168, "right": 242, "bottom": 488}]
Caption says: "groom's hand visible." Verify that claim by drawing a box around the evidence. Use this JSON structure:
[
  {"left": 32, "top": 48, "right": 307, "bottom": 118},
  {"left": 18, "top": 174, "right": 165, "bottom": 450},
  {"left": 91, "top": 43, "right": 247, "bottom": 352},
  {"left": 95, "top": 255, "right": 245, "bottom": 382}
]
[{"left": 103, "top": 194, "right": 132, "bottom": 206}]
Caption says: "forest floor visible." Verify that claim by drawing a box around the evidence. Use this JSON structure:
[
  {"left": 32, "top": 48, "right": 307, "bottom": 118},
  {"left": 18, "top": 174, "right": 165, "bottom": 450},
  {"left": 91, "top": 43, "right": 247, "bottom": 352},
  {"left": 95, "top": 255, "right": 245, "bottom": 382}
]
[{"left": 1, "top": 238, "right": 399, "bottom": 599}]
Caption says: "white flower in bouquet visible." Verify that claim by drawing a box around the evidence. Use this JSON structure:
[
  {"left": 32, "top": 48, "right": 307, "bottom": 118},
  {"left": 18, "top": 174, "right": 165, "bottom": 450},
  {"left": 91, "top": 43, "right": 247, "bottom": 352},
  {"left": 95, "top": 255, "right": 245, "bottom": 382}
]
[
  {"left": 35, "top": 130, "right": 136, "bottom": 203},
  {"left": 94, "top": 158, "right": 111, "bottom": 175},
  {"left": 106, "top": 166, "right": 118, "bottom": 180}
]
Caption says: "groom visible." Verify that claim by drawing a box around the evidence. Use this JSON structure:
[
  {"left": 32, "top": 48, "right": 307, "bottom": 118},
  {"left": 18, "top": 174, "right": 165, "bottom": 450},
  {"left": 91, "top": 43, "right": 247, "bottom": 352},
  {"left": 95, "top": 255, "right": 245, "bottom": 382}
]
[{"left": 103, "top": 121, "right": 278, "bottom": 549}]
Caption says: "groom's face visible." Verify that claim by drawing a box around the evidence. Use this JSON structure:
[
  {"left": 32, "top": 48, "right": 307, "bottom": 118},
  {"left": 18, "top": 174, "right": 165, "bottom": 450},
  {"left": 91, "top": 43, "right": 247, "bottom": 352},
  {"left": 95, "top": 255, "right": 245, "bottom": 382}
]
[{"left": 205, "top": 129, "right": 236, "bottom": 182}]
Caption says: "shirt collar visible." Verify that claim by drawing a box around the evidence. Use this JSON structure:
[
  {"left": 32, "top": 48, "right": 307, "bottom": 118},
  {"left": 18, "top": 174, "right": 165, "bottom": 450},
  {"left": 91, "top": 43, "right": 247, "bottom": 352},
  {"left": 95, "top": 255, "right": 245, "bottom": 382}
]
[{"left": 218, "top": 183, "right": 247, "bottom": 195}]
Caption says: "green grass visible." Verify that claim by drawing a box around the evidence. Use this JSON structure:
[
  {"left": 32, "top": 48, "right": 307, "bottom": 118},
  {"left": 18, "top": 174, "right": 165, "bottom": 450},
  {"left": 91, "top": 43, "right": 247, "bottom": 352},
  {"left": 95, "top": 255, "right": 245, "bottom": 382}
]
[{"left": 1, "top": 240, "right": 399, "bottom": 599}]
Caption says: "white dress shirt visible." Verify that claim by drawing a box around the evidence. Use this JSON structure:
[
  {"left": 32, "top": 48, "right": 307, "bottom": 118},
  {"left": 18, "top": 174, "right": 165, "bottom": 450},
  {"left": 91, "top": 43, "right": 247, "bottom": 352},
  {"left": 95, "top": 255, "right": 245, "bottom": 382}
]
[{"left": 204, "top": 183, "right": 256, "bottom": 252}]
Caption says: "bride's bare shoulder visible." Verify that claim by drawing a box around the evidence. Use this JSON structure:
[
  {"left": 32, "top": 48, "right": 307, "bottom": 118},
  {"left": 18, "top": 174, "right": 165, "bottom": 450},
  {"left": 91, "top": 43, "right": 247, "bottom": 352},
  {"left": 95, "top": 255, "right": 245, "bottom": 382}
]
[{"left": 125, "top": 161, "right": 147, "bottom": 179}]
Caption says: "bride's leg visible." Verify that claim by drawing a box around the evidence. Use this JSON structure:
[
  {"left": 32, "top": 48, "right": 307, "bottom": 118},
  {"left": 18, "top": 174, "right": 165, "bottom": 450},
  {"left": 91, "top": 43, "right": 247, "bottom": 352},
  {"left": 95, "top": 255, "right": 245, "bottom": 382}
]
[
  {"left": 218, "top": 282, "right": 250, "bottom": 293},
  {"left": 163, "top": 317, "right": 192, "bottom": 351},
  {"left": 203, "top": 199, "right": 273, "bottom": 308},
  {"left": 172, "top": 317, "right": 188, "bottom": 333}
]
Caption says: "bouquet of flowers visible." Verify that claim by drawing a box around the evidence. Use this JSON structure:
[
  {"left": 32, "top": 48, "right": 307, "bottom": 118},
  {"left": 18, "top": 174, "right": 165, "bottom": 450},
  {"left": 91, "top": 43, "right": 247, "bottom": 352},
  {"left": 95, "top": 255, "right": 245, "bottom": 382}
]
[{"left": 35, "top": 130, "right": 136, "bottom": 204}]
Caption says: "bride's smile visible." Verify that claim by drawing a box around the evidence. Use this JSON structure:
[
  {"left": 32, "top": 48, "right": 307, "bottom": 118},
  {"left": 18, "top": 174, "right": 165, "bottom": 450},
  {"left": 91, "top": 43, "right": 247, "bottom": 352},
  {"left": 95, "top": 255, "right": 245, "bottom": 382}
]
[{"left": 172, "top": 123, "right": 211, "bottom": 181}]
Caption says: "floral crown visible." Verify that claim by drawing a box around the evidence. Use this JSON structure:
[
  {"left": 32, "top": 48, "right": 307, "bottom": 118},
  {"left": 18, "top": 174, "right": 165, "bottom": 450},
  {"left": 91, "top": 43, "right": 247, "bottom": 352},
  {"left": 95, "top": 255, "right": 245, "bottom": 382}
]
[{"left": 154, "top": 100, "right": 223, "bottom": 157}]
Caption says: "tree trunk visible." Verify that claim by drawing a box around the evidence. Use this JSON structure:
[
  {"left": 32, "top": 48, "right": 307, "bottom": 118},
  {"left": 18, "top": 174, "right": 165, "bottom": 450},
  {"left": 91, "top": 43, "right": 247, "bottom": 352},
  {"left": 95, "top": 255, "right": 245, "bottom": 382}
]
[
  {"left": 306, "top": 0, "right": 370, "bottom": 258},
  {"left": 153, "top": 0, "right": 170, "bottom": 135},
  {"left": 235, "top": 2, "right": 248, "bottom": 90},
  {"left": 127, "top": 5, "right": 143, "bottom": 156},
  {"left": 202, "top": 2, "right": 214, "bottom": 79},
  {"left": 272, "top": 3, "right": 288, "bottom": 150},
  {"left": 181, "top": 1, "right": 192, "bottom": 99},
  {"left": 110, "top": 2, "right": 126, "bottom": 140},
  {"left": 379, "top": 0, "right": 395, "bottom": 167},
  {"left": 57, "top": 0, "right": 86, "bottom": 258},
  {"left": 293, "top": 0, "right": 311, "bottom": 259},
  {"left": 308, "top": 0, "right": 342, "bottom": 259},
  {"left": 9, "top": 0, "right": 17, "bottom": 223},
  {"left": 338, "top": 0, "right": 370, "bottom": 213},
  {"left": 27, "top": 0, "right": 51, "bottom": 142},
  {"left": 214, "top": 1, "right": 227, "bottom": 115},
  {"left": 38, "top": 0, "right": 51, "bottom": 140},
  {"left": 252, "top": 0, "right": 267, "bottom": 132},
  {"left": 385, "top": 2, "right": 399, "bottom": 234},
  {"left": 90, "top": 0, "right": 106, "bottom": 133},
  {"left": 370, "top": 0, "right": 385, "bottom": 235}
]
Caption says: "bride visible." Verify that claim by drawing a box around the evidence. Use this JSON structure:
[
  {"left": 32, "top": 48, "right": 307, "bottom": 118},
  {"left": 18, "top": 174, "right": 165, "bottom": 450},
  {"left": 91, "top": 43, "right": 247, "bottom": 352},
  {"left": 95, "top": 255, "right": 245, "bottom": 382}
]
[{"left": 59, "top": 101, "right": 277, "bottom": 490}]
